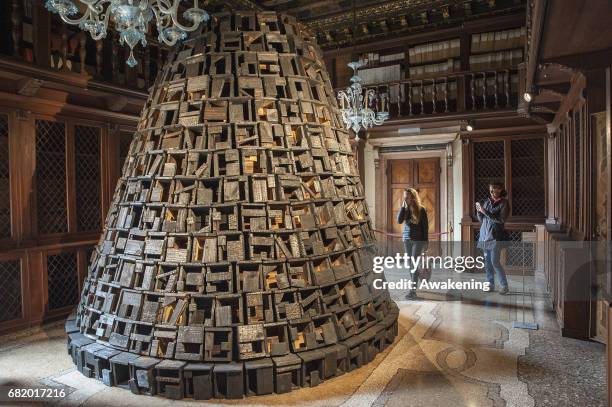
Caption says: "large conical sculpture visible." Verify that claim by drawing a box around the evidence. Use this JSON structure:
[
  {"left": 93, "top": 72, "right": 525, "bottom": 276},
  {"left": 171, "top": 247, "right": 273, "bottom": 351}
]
[{"left": 65, "top": 11, "right": 398, "bottom": 400}]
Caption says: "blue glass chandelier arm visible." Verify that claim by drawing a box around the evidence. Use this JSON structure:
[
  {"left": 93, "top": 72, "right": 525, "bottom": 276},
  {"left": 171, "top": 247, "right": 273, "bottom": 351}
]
[
  {"left": 45, "top": 0, "right": 209, "bottom": 67},
  {"left": 150, "top": 0, "right": 209, "bottom": 35}
]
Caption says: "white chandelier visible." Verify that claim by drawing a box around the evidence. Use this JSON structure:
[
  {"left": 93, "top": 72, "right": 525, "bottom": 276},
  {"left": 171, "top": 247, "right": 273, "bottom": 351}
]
[
  {"left": 337, "top": 60, "right": 389, "bottom": 141},
  {"left": 45, "top": 0, "right": 209, "bottom": 67}
]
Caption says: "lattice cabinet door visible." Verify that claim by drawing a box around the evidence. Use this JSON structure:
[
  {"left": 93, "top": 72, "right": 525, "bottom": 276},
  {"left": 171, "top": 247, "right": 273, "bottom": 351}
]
[
  {"left": 510, "top": 138, "right": 545, "bottom": 217},
  {"left": 46, "top": 251, "right": 79, "bottom": 311},
  {"left": 473, "top": 140, "right": 505, "bottom": 204},
  {"left": 0, "top": 258, "right": 23, "bottom": 323},
  {"left": 75, "top": 125, "right": 102, "bottom": 232},
  {"left": 35, "top": 119, "right": 68, "bottom": 235}
]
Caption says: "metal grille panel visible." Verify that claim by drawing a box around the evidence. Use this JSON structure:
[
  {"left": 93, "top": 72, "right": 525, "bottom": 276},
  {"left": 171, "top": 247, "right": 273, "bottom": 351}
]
[
  {"left": 0, "top": 259, "right": 22, "bottom": 322},
  {"left": 511, "top": 138, "right": 545, "bottom": 217},
  {"left": 47, "top": 252, "right": 78, "bottom": 310},
  {"left": 474, "top": 141, "right": 505, "bottom": 203},
  {"left": 36, "top": 120, "right": 67, "bottom": 234},
  {"left": 0, "top": 114, "right": 9, "bottom": 238},
  {"left": 75, "top": 125, "right": 101, "bottom": 232},
  {"left": 505, "top": 231, "right": 535, "bottom": 269}
]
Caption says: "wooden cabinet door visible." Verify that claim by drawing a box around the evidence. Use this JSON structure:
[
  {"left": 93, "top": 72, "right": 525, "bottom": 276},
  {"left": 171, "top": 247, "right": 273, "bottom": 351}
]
[{"left": 387, "top": 158, "right": 440, "bottom": 240}]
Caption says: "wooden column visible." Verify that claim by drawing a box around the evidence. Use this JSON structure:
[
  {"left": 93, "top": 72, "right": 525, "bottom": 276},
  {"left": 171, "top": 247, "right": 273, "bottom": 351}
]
[
  {"left": 545, "top": 126, "right": 561, "bottom": 231},
  {"left": 15, "top": 110, "right": 35, "bottom": 240},
  {"left": 460, "top": 137, "right": 473, "bottom": 231},
  {"left": 96, "top": 40, "right": 104, "bottom": 77},
  {"left": 79, "top": 33, "right": 87, "bottom": 75},
  {"left": 61, "top": 28, "right": 69, "bottom": 72}
]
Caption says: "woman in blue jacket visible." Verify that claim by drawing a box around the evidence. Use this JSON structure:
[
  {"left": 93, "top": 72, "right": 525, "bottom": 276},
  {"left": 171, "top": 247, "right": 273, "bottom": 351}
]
[
  {"left": 476, "top": 183, "right": 510, "bottom": 294},
  {"left": 397, "top": 188, "right": 429, "bottom": 299}
]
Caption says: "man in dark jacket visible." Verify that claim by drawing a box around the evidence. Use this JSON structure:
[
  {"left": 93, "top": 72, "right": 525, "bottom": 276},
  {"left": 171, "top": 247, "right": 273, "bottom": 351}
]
[
  {"left": 397, "top": 188, "right": 429, "bottom": 299},
  {"left": 476, "top": 183, "right": 509, "bottom": 294}
]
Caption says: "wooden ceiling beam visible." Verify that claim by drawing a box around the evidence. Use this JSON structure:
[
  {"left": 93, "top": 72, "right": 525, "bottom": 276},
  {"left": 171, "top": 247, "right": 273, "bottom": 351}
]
[
  {"left": 528, "top": 113, "right": 554, "bottom": 124},
  {"left": 532, "top": 88, "right": 565, "bottom": 104}
]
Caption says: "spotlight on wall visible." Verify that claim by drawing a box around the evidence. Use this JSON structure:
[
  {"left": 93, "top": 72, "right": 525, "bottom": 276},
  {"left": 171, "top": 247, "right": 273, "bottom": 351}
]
[
  {"left": 466, "top": 121, "right": 474, "bottom": 132},
  {"left": 523, "top": 86, "right": 537, "bottom": 103}
]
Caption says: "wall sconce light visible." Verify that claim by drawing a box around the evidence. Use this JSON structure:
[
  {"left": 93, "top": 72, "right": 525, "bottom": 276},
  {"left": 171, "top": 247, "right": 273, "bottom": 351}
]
[
  {"left": 523, "top": 85, "right": 537, "bottom": 103},
  {"left": 466, "top": 120, "right": 474, "bottom": 132}
]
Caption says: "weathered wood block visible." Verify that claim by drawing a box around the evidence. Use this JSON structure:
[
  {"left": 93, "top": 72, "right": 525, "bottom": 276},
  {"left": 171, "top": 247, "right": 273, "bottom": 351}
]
[
  {"left": 298, "top": 349, "right": 324, "bottom": 387},
  {"left": 184, "top": 363, "right": 214, "bottom": 400},
  {"left": 129, "top": 356, "right": 160, "bottom": 395},
  {"left": 213, "top": 362, "right": 244, "bottom": 399},
  {"left": 175, "top": 326, "right": 205, "bottom": 361},
  {"left": 109, "top": 351, "right": 140, "bottom": 389},
  {"left": 188, "top": 295, "right": 215, "bottom": 327},
  {"left": 129, "top": 322, "right": 155, "bottom": 356},
  {"left": 264, "top": 321, "right": 290, "bottom": 356},
  {"left": 155, "top": 359, "right": 186, "bottom": 399},
  {"left": 272, "top": 353, "right": 302, "bottom": 394},
  {"left": 245, "top": 358, "right": 274, "bottom": 396},
  {"left": 237, "top": 324, "right": 267, "bottom": 360},
  {"left": 245, "top": 291, "right": 274, "bottom": 324},
  {"left": 204, "top": 327, "right": 233, "bottom": 362}
]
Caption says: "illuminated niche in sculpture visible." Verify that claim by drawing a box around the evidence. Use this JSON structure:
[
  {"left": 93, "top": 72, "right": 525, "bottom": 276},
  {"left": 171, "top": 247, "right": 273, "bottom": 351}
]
[{"left": 65, "top": 11, "right": 398, "bottom": 400}]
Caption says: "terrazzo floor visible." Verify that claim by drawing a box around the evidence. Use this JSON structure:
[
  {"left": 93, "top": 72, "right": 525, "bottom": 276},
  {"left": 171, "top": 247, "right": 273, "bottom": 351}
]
[{"left": 0, "top": 269, "right": 606, "bottom": 407}]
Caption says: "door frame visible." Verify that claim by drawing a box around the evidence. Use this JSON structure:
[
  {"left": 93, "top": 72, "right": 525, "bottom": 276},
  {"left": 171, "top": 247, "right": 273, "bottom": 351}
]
[{"left": 376, "top": 150, "right": 449, "bottom": 241}]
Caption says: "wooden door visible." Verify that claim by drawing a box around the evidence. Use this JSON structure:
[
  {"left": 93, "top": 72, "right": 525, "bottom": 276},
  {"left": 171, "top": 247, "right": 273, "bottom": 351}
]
[{"left": 387, "top": 158, "right": 440, "bottom": 240}]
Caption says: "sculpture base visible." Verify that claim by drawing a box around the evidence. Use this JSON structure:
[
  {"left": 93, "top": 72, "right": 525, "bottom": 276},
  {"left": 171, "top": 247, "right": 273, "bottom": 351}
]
[{"left": 65, "top": 304, "right": 399, "bottom": 400}]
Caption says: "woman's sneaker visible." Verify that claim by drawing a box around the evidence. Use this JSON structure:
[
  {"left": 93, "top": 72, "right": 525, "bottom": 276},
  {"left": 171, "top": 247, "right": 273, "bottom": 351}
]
[{"left": 499, "top": 287, "right": 509, "bottom": 295}]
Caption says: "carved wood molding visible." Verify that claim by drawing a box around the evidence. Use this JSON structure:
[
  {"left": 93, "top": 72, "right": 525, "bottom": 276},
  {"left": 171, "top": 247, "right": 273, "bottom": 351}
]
[
  {"left": 103, "top": 95, "right": 129, "bottom": 112},
  {"left": 15, "top": 78, "right": 44, "bottom": 97},
  {"left": 213, "top": 0, "right": 262, "bottom": 11},
  {"left": 547, "top": 72, "right": 586, "bottom": 133}
]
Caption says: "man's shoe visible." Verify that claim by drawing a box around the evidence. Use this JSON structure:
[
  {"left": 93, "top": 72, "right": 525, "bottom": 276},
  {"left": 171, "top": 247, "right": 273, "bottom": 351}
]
[
  {"left": 405, "top": 291, "right": 417, "bottom": 300},
  {"left": 499, "top": 287, "right": 509, "bottom": 295}
]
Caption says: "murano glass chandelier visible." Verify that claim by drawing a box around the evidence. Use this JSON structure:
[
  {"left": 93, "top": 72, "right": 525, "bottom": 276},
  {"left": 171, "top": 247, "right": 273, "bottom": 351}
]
[
  {"left": 337, "top": 59, "right": 389, "bottom": 141},
  {"left": 45, "top": 0, "right": 209, "bottom": 67}
]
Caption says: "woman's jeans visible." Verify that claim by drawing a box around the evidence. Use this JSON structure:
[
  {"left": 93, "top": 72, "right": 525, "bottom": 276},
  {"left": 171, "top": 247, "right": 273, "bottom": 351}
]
[
  {"left": 403, "top": 240, "right": 425, "bottom": 292},
  {"left": 483, "top": 243, "right": 508, "bottom": 290}
]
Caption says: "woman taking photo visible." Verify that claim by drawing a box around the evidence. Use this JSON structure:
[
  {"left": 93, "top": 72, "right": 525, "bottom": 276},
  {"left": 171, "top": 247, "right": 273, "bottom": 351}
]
[
  {"left": 476, "top": 183, "right": 510, "bottom": 294},
  {"left": 397, "top": 188, "right": 429, "bottom": 299}
]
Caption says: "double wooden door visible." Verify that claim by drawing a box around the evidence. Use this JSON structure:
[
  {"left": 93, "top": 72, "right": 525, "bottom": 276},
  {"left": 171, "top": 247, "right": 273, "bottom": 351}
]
[{"left": 387, "top": 158, "right": 440, "bottom": 240}]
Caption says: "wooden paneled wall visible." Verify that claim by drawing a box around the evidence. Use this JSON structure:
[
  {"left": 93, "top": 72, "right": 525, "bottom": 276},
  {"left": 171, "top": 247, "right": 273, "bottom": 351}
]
[
  {"left": 0, "top": 107, "right": 131, "bottom": 334},
  {"left": 539, "top": 70, "right": 603, "bottom": 340}
]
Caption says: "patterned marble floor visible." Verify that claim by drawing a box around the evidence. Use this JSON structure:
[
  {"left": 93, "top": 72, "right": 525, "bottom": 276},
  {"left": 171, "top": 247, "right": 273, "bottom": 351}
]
[{"left": 0, "top": 271, "right": 605, "bottom": 407}]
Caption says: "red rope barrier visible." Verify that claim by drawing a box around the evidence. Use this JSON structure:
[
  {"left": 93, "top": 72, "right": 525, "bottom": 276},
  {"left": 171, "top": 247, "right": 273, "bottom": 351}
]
[{"left": 373, "top": 229, "right": 450, "bottom": 239}]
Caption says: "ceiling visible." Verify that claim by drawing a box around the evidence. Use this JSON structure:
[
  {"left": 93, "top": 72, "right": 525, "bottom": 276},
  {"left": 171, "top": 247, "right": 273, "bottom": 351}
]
[
  {"left": 212, "top": 0, "right": 526, "bottom": 49},
  {"left": 540, "top": 0, "right": 612, "bottom": 62}
]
